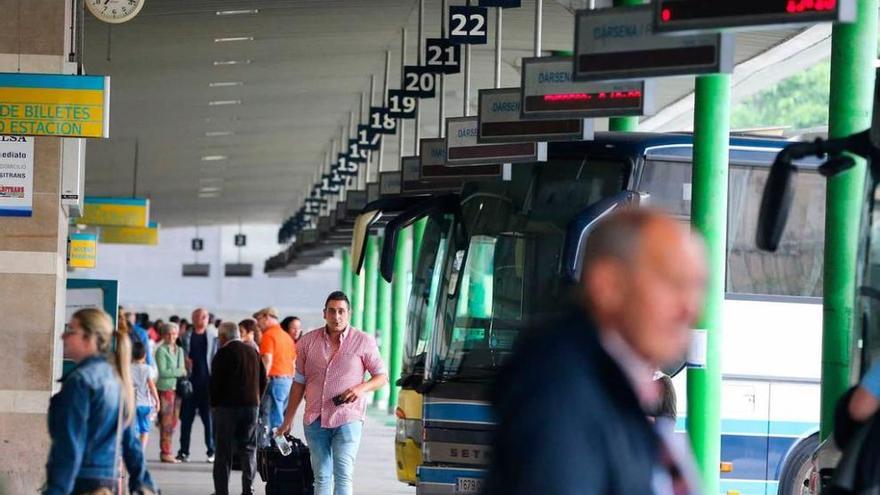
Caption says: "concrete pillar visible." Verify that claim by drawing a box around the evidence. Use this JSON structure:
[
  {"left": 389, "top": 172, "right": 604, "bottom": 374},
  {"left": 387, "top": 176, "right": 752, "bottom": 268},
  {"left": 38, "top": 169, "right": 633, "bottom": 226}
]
[{"left": 0, "top": 1, "right": 73, "bottom": 492}]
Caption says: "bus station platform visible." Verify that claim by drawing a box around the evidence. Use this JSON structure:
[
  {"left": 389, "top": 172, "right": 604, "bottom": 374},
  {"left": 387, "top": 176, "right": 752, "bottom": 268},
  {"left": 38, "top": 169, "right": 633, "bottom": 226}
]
[{"left": 146, "top": 409, "right": 412, "bottom": 495}]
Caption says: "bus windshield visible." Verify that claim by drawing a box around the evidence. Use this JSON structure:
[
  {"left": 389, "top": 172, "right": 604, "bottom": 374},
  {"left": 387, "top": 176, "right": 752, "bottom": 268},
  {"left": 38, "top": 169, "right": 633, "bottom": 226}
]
[
  {"left": 401, "top": 212, "right": 455, "bottom": 381},
  {"left": 432, "top": 159, "right": 629, "bottom": 381}
]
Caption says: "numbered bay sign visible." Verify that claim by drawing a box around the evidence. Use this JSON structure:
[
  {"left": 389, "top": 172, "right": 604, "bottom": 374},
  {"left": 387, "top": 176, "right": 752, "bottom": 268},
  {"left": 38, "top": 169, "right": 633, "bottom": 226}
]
[
  {"left": 425, "top": 38, "right": 461, "bottom": 75},
  {"left": 369, "top": 107, "right": 397, "bottom": 134},
  {"left": 449, "top": 6, "right": 489, "bottom": 45},
  {"left": 347, "top": 140, "right": 369, "bottom": 164},
  {"left": 387, "top": 90, "right": 418, "bottom": 119},
  {"left": 337, "top": 153, "right": 359, "bottom": 178},
  {"left": 323, "top": 168, "right": 345, "bottom": 187},
  {"left": 320, "top": 173, "right": 342, "bottom": 195},
  {"left": 357, "top": 124, "right": 382, "bottom": 151},
  {"left": 402, "top": 66, "right": 437, "bottom": 98}
]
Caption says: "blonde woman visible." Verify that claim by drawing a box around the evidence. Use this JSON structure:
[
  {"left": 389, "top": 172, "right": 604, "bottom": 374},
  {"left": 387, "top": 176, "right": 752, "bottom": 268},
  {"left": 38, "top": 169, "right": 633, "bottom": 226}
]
[
  {"left": 155, "top": 322, "right": 186, "bottom": 463},
  {"left": 44, "top": 308, "right": 157, "bottom": 495}
]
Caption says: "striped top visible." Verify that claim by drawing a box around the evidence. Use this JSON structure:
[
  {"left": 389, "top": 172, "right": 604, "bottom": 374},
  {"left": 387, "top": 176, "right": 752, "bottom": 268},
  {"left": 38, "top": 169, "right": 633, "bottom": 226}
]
[{"left": 294, "top": 326, "right": 386, "bottom": 428}]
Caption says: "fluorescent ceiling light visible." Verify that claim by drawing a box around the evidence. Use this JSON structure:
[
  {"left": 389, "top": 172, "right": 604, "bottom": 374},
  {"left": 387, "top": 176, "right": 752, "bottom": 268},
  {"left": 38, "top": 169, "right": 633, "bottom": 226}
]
[
  {"left": 199, "top": 177, "right": 224, "bottom": 184},
  {"left": 214, "top": 36, "right": 254, "bottom": 43},
  {"left": 205, "top": 131, "right": 234, "bottom": 137},
  {"left": 201, "top": 155, "right": 227, "bottom": 161},
  {"left": 198, "top": 192, "right": 220, "bottom": 199},
  {"left": 209, "top": 81, "right": 244, "bottom": 88},
  {"left": 216, "top": 9, "right": 258, "bottom": 16},
  {"left": 213, "top": 60, "right": 251, "bottom": 66},
  {"left": 208, "top": 100, "right": 241, "bottom": 106},
  {"left": 199, "top": 186, "right": 222, "bottom": 193}
]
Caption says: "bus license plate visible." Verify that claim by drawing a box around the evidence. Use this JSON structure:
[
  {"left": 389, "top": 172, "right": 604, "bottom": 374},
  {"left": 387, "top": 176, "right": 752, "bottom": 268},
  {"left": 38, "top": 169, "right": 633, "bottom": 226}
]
[{"left": 457, "top": 477, "right": 483, "bottom": 494}]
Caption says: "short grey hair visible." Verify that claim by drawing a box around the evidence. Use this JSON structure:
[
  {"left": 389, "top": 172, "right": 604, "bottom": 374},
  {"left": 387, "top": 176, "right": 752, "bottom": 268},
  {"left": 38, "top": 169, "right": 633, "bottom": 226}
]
[
  {"left": 160, "top": 322, "right": 179, "bottom": 336},
  {"left": 218, "top": 321, "right": 240, "bottom": 341},
  {"left": 581, "top": 209, "right": 657, "bottom": 276}
]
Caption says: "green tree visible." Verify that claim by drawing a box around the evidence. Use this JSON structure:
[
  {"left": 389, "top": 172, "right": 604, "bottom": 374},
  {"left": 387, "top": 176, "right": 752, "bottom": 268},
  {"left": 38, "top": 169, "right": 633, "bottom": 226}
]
[{"left": 731, "top": 59, "right": 831, "bottom": 131}]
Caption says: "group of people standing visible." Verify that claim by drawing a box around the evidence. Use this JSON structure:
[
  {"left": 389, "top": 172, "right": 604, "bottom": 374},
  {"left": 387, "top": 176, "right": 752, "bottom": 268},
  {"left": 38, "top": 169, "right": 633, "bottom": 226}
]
[
  {"left": 137, "top": 307, "right": 303, "bottom": 466},
  {"left": 46, "top": 290, "right": 385, "bottom": 495}
]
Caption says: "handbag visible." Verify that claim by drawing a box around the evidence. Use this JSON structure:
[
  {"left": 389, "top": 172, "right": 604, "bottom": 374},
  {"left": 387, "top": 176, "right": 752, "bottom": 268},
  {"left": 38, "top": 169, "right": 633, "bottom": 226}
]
[
  {"left": 176, "top": 376, "right": 193, "bottom": 399},
  {"left": 174, "top": 346, "right": 193, "bottom": 399}
]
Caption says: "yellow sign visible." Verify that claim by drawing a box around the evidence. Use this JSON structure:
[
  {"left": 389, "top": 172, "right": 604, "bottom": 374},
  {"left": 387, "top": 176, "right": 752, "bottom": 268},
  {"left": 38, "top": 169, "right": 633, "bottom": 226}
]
[
  {"left": 68, "top": 233, "right": 97, "bottom": 269},
  {"left": 0, "top": 73, "right": 110, "bottom": 138},
  {"left": 79, "top": 197, "right": 149, "bottom": 227},
  {"left": 99, "top": 223, "right": 159, "bottom": 245}
]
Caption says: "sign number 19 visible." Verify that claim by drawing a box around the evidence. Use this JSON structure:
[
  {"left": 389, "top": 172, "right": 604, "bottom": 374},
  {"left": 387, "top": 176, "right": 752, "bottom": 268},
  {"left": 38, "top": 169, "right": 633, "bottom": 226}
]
[{"left": 387, "top": 91, "right": 417, "bottom": 118}]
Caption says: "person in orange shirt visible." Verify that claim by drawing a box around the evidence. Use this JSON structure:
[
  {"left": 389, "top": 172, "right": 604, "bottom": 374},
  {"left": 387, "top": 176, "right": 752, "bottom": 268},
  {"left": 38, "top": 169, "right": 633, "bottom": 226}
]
[{"left": 254, "top": 307, "right": 296, "bottom": 429}]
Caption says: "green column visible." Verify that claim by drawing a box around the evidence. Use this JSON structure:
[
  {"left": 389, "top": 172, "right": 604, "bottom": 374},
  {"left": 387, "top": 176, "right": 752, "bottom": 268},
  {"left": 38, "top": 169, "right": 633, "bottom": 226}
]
[
  {"left": 608, "top": 0, "right": 641, "bottom": 133},
  {"left": 341, "top": 249, "right": 352, "bottom": 295},
  {"left": 821, "top": 1, "right": 877, "bottom": 441},
  {"left": 351, "top": 257, "right": 365, "bottom": 329},
  {"left": 364, "top": 235, "right": 379, "bottom": 337},
  {"left": 362, "top": 235, "right": 379, "bottom": 406},
  {"left": 412, "top": 218, "right": 427, "bottom": 267},
  {"left": 687, "top": 73, "right": 729, "bottom": 495},
  {"left": 375, "top": 234, "right": 393, "bottom": 410},
  {"left": 389, "top": 227, "right": 413, "bottom": 410}
]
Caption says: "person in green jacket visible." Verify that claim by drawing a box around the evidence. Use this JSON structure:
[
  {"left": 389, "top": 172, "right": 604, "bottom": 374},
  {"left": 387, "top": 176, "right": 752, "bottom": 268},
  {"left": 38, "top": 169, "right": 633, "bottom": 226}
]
[{"left": 155, "top": 322, "right": 186, "bottom": 463}]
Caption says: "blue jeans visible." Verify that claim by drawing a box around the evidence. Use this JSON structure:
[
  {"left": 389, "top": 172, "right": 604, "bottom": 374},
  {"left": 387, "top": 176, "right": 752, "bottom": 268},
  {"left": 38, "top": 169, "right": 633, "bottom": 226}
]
[
  {"left": 267, "top": 377, "right": 292, "bottom": 429},
  {"left": 304, "top": 419, "right": 363, "bottom": 495}
]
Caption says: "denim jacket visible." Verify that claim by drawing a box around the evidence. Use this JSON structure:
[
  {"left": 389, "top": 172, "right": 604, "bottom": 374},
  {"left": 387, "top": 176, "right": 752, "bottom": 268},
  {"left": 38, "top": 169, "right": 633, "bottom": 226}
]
[{"left": 44, "top": 355, "right": 156, "bottom": 495}]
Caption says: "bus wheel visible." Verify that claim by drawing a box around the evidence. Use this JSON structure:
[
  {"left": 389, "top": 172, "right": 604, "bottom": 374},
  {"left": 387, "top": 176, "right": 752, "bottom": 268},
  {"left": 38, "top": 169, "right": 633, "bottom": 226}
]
[{"left": 778, "top": 433, "right": 819, "bottom": 495}]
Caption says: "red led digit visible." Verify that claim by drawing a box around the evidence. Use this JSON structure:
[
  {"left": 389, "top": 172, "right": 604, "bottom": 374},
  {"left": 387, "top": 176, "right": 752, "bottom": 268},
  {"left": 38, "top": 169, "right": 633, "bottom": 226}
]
[
  {"left": 542, "top": 91, "right": 642, "bottom": 103},
  {"left": 787, "top": 0, "right": 836, "bottom": 13}
]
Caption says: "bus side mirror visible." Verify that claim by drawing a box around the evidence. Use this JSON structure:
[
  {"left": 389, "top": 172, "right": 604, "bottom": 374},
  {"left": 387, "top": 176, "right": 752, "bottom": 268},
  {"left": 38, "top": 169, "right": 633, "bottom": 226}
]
[
  {"left": 351, "top": 210, "right": 382, "bottom": 275},
  {"left": 380, "top": 194, "right": 460, "bottom": 283},
  {"left": 756, "top": 152, "right": 797, "bottom": 252}
]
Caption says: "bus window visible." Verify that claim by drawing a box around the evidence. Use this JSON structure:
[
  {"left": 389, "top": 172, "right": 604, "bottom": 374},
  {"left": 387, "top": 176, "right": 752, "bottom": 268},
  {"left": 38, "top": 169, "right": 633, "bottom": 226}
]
[
  {"left": 857, "top": 182, "right": 880, "bottom": 375},
  {"left": 641, "top": 158, "right": 825, "bottom": 297},
  {"left": 727, "top": 165, "right": 824, "bottom": 297},
  {"left": 638, "top": 159, "right": 692, "bottom": 219}
]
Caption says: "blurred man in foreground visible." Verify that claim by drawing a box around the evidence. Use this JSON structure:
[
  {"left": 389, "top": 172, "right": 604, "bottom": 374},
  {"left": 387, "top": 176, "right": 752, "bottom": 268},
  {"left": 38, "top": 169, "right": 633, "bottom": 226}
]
[{"left": 485, "top": 209, "right": 707, "bottom": 495}]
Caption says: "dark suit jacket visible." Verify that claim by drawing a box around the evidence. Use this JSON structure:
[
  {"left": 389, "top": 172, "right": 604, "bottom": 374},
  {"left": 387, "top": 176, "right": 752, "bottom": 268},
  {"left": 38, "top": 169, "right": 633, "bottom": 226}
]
[
  {"left": 484, "top": 309, "right": 659, "bottom": 495},
  {"left": 209, "top": 340, "right": 268, "bottom": 408}
]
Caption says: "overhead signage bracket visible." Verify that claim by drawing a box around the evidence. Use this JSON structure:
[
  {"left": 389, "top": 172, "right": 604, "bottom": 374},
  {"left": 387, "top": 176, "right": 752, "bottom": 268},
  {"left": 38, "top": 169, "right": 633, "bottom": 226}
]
[
  {"left": 574, "top": 5, "right": 734, "bottom": 82},
  {"left": 446, "top": 116, "right": 546, "bottom": 167},
  {"left": 478, "top": 88, "right": 594, "bottom": 143},
  {"left": 520, "top": 56, "right": 655, "bottom": 120}
]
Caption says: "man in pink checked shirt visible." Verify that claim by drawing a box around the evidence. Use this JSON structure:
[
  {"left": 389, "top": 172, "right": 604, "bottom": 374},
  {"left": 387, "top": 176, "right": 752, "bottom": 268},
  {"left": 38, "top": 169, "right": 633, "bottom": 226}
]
[{"left": 277, "top": 291, "right": 388, "bottom": 495}]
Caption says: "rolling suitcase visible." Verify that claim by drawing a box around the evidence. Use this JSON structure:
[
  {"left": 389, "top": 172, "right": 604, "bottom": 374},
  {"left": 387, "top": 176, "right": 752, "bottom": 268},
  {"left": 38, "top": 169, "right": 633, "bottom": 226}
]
[{"left": 258, "top": 435, "right": 314, "bottom": 495}]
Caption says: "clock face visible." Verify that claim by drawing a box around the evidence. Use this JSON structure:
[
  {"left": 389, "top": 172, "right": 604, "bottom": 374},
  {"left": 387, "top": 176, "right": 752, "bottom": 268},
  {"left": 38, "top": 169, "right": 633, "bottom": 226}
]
[{"left": 85, "top": 0, "right": 146, "bottom": 24}]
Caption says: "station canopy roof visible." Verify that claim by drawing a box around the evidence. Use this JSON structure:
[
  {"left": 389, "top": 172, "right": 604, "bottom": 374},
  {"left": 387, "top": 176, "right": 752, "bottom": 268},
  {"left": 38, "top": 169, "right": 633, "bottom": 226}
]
[{"left": 83, "top": 0, "right": 840, "bottom": 227}]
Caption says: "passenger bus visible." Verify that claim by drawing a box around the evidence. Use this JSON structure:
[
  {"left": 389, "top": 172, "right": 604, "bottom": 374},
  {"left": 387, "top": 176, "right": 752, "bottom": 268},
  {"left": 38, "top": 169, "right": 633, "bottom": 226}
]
[
  {"left": 359, "top": 132, "right": 826, "bottom": 495},
  {"left": 755, "top": 120, "right": 880, "bottom": 493}
]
